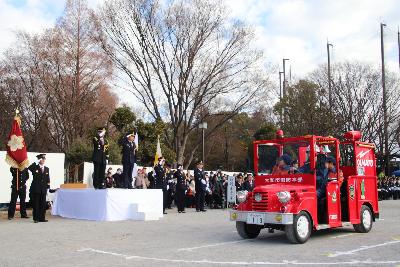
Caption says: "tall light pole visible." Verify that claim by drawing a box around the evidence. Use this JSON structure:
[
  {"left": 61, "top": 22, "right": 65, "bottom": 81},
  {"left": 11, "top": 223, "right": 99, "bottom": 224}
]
[
  {"left": 327, "top": 42, "right": 333, "bottom": 109},
  {"left": 380, "top": 22, "right": 389, "bottom": 175},
  {"left": 279, "top": 71, "right": 284, "bottom": 122},
  {"left": 199, "top": 122, "right": 208, "bottom": 164},
  {"left": 282, "top": 58, "right": 289, "bottom": 97},
  {"left": 398, "top": 26, "right": 400, "bottom": 71}
]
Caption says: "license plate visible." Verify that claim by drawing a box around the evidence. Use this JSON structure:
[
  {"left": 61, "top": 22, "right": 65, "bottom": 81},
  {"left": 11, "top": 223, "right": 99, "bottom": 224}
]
[{"left": 247, "top": 213, "right": 264, "bottom": 225}]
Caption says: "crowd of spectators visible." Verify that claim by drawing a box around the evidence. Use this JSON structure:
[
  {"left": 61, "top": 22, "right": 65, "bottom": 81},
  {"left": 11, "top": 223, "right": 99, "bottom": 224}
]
[
  {"left": 378, "top": 176, "right": 400, "bottom": 200},
  {"left": 102, "top": 167, "right": 256, "bottom": 209}
]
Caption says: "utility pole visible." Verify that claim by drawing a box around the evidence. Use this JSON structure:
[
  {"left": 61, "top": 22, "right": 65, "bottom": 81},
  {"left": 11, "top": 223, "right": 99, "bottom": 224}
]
[
  {"left": 279, "top": 71, "right": 284, "bottom": 122},
  {"left": 199, "top": 122, "right": 208, "bottom": 164},
  {"left": 380, "top": 23, "right": 389, "bottom": 175},
  {"left": 327, "top": 42, "right": 333, "bottom": 109},
  {"left": 398, "top": 27, "right": 400, "bottom": 71},
  {"left": 282, "top": 58, "right": 289, "bottom": 96}
]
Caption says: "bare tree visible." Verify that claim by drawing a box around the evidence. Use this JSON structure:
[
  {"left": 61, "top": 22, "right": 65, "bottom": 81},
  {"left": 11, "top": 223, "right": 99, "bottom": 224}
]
[
  {"left": 311, "top": 61, "right": 400, "bottom": 170},
  {"left": 0, "top": 0, "right": 116, "bottom": 152},
  {"left": 96, "top": 0, "right": 270, "bottom": 166}
]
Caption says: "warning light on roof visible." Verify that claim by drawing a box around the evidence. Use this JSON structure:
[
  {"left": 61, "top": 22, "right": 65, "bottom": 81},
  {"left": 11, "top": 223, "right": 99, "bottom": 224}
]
[
  {"left": 344, "top": 131, "right": 362, "bottom": 141},
  {"left": 276, "top": 130, "right": 284, "bottom": 139}
]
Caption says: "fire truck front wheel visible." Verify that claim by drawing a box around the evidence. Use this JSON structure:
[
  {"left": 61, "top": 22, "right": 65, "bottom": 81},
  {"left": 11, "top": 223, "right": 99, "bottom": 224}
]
[
  {"left": 353, "top": 205, "right": 373, "bottom": 233},
  {"left": 236, "top": 222, "right": 261, "bottom": 239},
  {"left": 285, "top": 211, "right": 312, "bottom": 244}
]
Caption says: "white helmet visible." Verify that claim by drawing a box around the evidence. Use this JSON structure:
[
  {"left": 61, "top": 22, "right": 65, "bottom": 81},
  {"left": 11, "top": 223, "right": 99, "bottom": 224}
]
[{"left": 322, "top": 145, "right": 331, "bottom": 153}]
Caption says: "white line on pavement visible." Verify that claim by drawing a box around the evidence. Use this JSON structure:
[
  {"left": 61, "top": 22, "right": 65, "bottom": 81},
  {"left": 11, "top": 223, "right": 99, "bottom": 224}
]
[
  {"left": 330, "top": 233, "right": 354, "bottom": 239},
  {"left": 328, "top": 240, "right": 400, "bottom": 257},
  {"left": 177, "top": 240, "right": 249, "bottom": 251},
  {"left": 78, "top": 248, "right": 400, "bottom": 265}
]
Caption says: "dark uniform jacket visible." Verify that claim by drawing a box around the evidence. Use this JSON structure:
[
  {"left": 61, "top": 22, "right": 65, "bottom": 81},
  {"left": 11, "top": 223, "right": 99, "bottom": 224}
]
[
  {"left": 122, "top": 139, "right": 136, "bottom": 165},
  {"left": 174, "top": 170, "right": 187, "bottom": 191},
  {"left": 28, "top": 163, "right": 50, "bottom": 194},
  {"left": 243, "top": 180, "right": 255, "bottom": 192},
  {"left": 92, "top": 135, "right": 109, "bottom": 164},
  {"left": 112, "top": 173, "right": 123, "bottom": 188},
  {"left": 166, "top": 172, "right": 175, "bottom": 192},
  {"left": 194, "top": 168, "right": 206, "bottom": 192},
  {"left": 211, "top": 179, "right": 223, "bottom": 196},
  {"left": 10, "top": 168, "right": 29, "bottom": 190},
  {"left": 154, "top": 164, "right": 166, "bottom": 190},
  {"left": 148, "top": 171, "right": 155, "bottom": 189},
  {"left": 235, "top": 181, "right": 244, "bottom": 191}
]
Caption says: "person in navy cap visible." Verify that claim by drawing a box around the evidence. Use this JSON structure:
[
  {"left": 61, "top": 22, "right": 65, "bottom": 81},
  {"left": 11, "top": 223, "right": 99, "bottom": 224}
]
[
  {"left": 92, "top": 127, "right": 109, "bottom": 189},
  {"left": 122, "top": 132, "right": 136, "bottom": 189},
  {"left": 174, "top": 164, "right": 187, "bottom": 213},
  {"left": 8, "top": 167, "right": 30, "bottom": 220},
  {"left": 194, "top": 160, "right": 206, "bottom": 212},
  {"left": 28, "top": 154, "right": 50, "bottom": 223},
  {"left": 154, "top": 157, "right": 167, "bottom": 214}
]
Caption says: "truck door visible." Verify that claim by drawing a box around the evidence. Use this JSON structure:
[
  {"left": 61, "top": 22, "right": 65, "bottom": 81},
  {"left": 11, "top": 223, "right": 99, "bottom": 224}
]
[{"left": 327, "top": 181, "right": 341, "bottom": 227}]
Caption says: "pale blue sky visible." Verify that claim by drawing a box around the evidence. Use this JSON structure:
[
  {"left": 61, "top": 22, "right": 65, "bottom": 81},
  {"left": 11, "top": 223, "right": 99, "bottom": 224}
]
[{"left": 1, "top": 0, "right": 399, "bottom": 78}]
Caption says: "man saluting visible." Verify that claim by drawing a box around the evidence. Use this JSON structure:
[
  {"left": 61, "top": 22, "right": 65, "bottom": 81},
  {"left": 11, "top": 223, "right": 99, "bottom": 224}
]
[
  {"left": 28, "top": 154, "right": 50, "bottom": 223},
  {"left": 92, "top": 127, "right": 109, "bottom": 189},
  {"left": 122, "top": 132, "right": 136, "bottom": 189}
]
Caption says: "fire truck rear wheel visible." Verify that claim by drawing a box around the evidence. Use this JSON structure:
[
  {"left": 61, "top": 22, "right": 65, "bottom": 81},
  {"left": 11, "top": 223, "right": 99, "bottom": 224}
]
[
  {"left": 353, "top": 205, "right": 373, "bottom": 233},
  {"left": 285, "top": 211, "right": 312, "bottom": 244},
  {"left": 236, "top": 222, "right": 261, "bottom": 239}
]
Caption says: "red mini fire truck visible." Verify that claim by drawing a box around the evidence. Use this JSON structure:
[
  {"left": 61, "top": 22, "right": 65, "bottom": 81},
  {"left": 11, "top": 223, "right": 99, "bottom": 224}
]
[{"left": 230, "top": 130, "right": 379, "bottom": 244}]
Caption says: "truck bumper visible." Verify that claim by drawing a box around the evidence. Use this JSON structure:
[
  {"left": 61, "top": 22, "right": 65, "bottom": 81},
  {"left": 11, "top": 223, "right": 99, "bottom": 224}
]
[{"left": 229, "top": 210, "right": 294, "bottom": 225}]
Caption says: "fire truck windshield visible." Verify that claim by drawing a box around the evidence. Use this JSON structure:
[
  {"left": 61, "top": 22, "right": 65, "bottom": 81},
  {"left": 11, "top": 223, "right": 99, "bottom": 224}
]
[
  {"left": 257, "top": 142, "right": 311, "bottom": 176},
  {"left": 256, "top": 138, "right": 338, "bottom": 176}
]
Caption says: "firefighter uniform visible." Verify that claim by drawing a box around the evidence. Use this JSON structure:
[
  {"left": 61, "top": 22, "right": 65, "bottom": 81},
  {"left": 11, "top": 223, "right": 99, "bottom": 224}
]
[
  {"left": 28, "top": 154, "right": 50, "bottom": 223},
  {"left": 154, "top": 158, "right": 167, "bottom": 214},
  {"left": 122, "top": 133, "right": 136, "bottom": 189},
  {"left": 8, "top": 167, "right": 29, "bottom": 219},
  {"left": 92, "top": 128, "right": 109, "bottom": 189},
  {"left": 194, "top": 161, "right": 206, "bottom": 212},
  {"left": 174, "top": 166, "right": 186, "bottom": 213},
  {"left": 166, "top": 169, "right": 175, "bottom": 209}
]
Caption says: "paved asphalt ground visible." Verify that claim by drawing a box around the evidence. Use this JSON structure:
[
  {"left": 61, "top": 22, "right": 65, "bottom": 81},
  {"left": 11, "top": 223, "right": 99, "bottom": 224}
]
[{"left": 0, "top": 200, "right": 399, "bottom": 267}]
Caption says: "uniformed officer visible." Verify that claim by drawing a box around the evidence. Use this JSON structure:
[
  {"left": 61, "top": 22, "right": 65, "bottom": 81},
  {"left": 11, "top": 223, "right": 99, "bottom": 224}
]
[
  {"left": 122, "top": 132, "right": 136, "bottom": 189},
  {"left": 165, "top": 164, "right": 175, "bottom": 209},
  {"left": 174, "top": 164, "right": 187, "bottom": 213},
  {"left": 92, "top": 127, "right": 109, "bottom": 189},
  {"left": 28, "top": 154, "right": 50, "bottom": 223},
  {"left": 154, "top": 157, "right": 167, "bottom": 214},
  {"left": 8, "top": 167, "right": 30, "bottom": 220},
  {"left": 194, "top": 160, "right": 206, "bottom": 212}
]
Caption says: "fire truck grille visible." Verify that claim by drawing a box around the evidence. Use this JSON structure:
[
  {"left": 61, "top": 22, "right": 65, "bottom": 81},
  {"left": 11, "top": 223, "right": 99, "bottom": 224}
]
[{"left": 252, "top": 192, "right": 268, "bottom": 211}]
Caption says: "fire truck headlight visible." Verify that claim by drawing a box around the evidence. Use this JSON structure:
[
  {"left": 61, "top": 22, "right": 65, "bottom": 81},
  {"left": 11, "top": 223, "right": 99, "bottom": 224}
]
[
  {"left": 237, "top": 190, "right": 248, "bottom": 203},
  {"left": 254, "top": 193, "right": 263, "bottom": 202},
  {"left": 276, "top": 191, "right": 291, "bottom": 204}
]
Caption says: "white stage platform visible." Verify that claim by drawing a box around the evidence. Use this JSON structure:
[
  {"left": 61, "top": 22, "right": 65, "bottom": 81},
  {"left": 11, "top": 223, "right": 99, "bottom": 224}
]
[{"left": 51, "top": 188, "right": 163, "bottom": 221}]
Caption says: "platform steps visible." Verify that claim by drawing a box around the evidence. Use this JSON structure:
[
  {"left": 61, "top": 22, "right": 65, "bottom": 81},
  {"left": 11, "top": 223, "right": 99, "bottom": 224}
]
[{"left": 131, "top": 203, "right": 162, "bottom": 221}]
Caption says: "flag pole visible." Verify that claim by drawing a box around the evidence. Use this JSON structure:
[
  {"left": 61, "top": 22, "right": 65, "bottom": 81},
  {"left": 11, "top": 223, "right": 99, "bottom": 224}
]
[
  {"left": 16, "top": 108, "right": 20, "bottom": 192},
  {"left": 16, "top": 169, "right": 19, "bottom": 192}
]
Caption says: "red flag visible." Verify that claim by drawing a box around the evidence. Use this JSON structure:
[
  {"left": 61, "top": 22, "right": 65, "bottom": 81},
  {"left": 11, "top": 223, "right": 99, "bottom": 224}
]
[{"left": 5, "top": 112, "right": 29, "bottom": 170}]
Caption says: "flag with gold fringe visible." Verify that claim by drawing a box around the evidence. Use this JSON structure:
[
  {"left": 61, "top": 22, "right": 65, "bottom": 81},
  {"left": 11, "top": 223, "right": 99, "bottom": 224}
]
[{"left": 5, "top": 110, "right": 29, "bottom": 170}]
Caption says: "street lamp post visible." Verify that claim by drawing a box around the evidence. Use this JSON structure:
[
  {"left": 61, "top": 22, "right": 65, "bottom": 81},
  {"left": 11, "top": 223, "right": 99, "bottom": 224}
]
[
  {"left": 327, "top": 42, "right": 333, "bottom": 109},
  {"left": 199, "top": 122, "right": 208, "bottom": 164},
  {"left": 279, "top": 71, "right": 284, "bottom": 123},
  {"left": 282, "top": 58, "right": 290, "bottom": 97}
]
